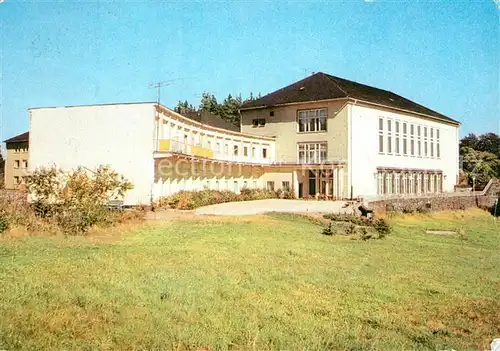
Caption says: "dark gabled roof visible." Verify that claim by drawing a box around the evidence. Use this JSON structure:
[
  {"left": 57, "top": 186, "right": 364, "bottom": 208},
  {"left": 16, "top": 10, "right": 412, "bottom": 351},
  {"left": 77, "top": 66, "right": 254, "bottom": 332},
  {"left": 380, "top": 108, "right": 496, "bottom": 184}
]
[
  {"left": 241, "top": 72, "right": 458, "bottom": 124},
  {"left": 4, "top": 131, "right": 29, "bottom": 143}
]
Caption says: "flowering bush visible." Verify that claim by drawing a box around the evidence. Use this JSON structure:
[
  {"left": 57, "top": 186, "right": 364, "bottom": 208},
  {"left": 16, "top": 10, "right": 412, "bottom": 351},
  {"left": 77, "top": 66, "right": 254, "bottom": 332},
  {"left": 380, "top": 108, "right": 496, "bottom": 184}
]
[{"left": 24, "top": 165, "right": 136, "bottom": 234}]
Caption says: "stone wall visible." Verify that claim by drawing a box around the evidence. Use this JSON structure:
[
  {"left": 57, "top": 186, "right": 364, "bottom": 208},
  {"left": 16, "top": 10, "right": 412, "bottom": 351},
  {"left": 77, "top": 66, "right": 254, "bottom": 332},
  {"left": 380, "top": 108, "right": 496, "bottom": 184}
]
[
  {"left": 0, "top": 190, "right": 27, "bottom": 204},
  {"left": 369, "top": 194, "right": 498, "bottom": 214}
]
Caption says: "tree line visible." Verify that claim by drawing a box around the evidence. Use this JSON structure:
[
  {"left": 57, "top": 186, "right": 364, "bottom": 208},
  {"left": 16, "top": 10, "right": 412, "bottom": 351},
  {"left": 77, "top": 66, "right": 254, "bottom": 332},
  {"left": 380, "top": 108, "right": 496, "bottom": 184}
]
[
  {"left": 174, "top": 92, "right": 261, "bottom": 127},
  {"left": 459, "top": 132, "right": 500, "bottom": 186}
]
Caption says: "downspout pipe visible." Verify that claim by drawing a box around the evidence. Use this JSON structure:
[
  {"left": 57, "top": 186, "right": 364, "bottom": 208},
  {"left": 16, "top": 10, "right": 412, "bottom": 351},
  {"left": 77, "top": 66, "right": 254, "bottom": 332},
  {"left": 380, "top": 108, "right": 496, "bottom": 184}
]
[{"left": 349, "top": 99, "right": 359, "bottom": 200}]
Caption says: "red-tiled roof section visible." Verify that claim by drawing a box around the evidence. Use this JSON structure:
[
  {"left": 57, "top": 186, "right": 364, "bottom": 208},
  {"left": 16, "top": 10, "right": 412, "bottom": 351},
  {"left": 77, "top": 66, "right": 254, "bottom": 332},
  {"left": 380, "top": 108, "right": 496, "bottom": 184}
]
[
  {"left": 241, "top": 72, "right": 458, "bottom": 124},
  {"left": 4, "top": 131, "right": 29, "bottom": 143}
]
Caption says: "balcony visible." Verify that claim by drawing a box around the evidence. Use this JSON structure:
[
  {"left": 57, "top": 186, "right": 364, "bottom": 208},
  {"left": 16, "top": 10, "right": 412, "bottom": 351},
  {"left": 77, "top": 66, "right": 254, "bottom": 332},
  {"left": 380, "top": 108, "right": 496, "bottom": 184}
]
[{"left": 156, "top": 139, "right": 214, "bottom": 159}]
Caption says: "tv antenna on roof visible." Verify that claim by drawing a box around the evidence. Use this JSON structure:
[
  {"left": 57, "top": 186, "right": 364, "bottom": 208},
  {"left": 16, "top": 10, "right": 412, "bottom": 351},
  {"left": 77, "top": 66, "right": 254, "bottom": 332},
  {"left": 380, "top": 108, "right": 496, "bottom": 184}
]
[{"left": 149, "top": 78, "right": 184, "bottom": 106}]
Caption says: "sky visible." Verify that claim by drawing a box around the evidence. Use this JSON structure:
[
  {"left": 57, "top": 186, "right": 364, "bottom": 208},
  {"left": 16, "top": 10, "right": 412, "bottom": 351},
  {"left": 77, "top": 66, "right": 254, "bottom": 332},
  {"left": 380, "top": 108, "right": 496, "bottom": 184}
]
[{"left": 0, "top": 0, "right": 498, "bottom": 143}]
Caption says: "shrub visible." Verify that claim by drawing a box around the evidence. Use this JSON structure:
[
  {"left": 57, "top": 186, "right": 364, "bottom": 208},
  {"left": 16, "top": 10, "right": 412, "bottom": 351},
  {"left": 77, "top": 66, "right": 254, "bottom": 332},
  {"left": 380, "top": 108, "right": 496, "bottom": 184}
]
[
  {"left": 359, "top": 227, "right": 373, "bottom": 241},
  {"left": 323, "top": 213, "right": 372, "bottom": 227},
  {"left": 457, "top": 228, "right": 468, "bottom": 240},
  {"left": 345, "top": 223, "right": 356, "bottom": 236},
  {"left": 321, "top": 222, "right": 335, "bottom": 236},
  {"left": 157, "top": 188, "right": 281, "bottom": 210},
  {"left": 373, "top": 218, "right": 391, "bottom": 238},
  {"left": 25, "top": 166, "right": 134, "bottom": 235},
  {"left": 0, "top": 213, "right": 9, "bottom": 233}
]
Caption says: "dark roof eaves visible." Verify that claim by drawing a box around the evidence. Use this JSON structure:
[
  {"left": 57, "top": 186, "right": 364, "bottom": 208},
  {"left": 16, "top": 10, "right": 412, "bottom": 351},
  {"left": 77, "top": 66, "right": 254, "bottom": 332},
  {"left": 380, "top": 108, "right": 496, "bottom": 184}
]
[
  {"left": 240, "top": 97, "right": 349, "bottom": 111},
  {"left": 347, "top": 98, "right": 460, "bottom": 126},
  {"left": 4, "top": 131, "right": 30, "bottom": 143}
]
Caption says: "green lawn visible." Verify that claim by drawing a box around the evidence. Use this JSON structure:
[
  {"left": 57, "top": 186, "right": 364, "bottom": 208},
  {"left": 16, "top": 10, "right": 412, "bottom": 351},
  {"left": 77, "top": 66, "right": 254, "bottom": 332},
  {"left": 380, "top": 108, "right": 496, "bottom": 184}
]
[{"left": 1, "top": 209, "right": 499, "bottom": 350}]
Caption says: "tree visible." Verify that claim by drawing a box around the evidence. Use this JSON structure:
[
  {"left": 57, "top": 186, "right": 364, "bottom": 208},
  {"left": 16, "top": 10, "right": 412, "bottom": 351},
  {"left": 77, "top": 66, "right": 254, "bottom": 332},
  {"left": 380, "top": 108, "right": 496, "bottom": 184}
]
[
  {"left": 460, "top": 132, "right": 500, "bottom": 158},
  {"left": 0, "top": 151, "right": 4, "bottom": 188},
  {"left": 174, "top": 100, "right": 197, "bottom": 115},
  {"left": 460, "top": 144, "right": 500, "bottom": 186},
  {"left": 199, "top": 92, "right": 218, "bottom": 114},
  {"left": 476, "top": 132, "right": 500, "bottom": 157}
]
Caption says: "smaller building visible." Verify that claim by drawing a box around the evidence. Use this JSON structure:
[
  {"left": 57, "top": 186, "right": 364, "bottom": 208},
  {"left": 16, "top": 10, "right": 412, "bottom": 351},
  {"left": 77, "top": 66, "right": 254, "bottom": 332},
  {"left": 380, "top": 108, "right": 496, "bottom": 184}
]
[{"left": 4, "top": 132, "right": 30, "bottom": 189}]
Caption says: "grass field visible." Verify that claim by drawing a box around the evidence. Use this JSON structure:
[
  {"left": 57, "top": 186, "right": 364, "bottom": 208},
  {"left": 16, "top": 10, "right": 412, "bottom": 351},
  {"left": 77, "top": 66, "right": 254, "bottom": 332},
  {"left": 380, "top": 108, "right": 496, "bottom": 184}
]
[{"left": 1, "top": 209, "right": 499, "bottom": 350}]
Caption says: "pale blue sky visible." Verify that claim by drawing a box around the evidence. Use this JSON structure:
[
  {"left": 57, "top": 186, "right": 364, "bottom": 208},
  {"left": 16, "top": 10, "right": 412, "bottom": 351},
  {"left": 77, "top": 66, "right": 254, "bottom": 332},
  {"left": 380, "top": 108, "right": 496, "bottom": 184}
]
[{"left": 1, "top": 0, "right": 498, "bottom": 142}]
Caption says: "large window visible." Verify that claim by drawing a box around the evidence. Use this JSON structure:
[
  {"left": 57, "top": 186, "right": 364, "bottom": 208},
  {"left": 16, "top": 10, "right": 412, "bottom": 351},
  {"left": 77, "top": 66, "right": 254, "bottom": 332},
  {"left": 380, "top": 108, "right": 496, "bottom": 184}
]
[
  {"left": 395, "top": 121, "right": 400, "bottom": 154},
  {"left": 297, "top": 108, "right": 327, "bottom": 132},
  {"left": 377, "top": 170, "right": 442, "bottom": 195},
  {"left": 430, "top": 128, "right": 434, "bottom": 158},
  {"left": 378, "top": 117, "right": 441, "bottom": 160},
  {"left": 378, "top": 118, "right": 384, "bottom": 153},
  {"left": 410, "top": 124, "right": 415, "bottom": 156},
  {"left": 424, "top": 127, "right": 428, "bottom": 157},
  {"left": 298, "top": 142, "right": 327, "bottom": 164},
  {"left": 436, "top": 129, "right": 440, "bottom": 158},
  {"left": 402, "top": 122, "right": 408, "bottom": 155},
  {"left": 417, "top": 126, "right": 422, "bottom": 157},
  {"left": 387, "top": 119, "right": 392, "bottom": 154}
]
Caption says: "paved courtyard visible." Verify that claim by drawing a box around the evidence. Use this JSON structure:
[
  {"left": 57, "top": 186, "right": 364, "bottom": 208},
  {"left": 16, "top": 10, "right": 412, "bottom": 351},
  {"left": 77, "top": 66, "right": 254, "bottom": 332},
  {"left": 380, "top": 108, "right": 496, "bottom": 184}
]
[{"left": 194, "top": 199, "right": 355, "bottom": 216}]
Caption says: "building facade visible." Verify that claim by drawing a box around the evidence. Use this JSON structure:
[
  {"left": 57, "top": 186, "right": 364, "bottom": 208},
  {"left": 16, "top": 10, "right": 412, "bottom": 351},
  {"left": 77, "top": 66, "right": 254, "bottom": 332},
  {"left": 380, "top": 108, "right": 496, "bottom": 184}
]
[
  {"left": 3, "top": 132, "right": 30, "bottom": 189},
  {"left": 240, "top": 72, "right": 460, "bottom": 200},
  {"left": 28, "top": 73, "right": 459, "bottom": 205}
]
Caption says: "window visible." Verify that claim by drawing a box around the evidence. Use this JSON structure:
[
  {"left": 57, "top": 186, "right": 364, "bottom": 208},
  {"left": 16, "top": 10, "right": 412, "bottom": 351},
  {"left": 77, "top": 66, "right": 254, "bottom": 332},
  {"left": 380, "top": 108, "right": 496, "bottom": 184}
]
[
  {"left": 22, "top": 160, "right": 28, "bottom": 168},
  {"left": 410, "top": 124, "right": 415, "bottom": 156},
  {"left": 298, "top": 143, "right": 327, "bottom": 164},
  {"left": 216, "top": 142, "right": 221, "bottom": 153},
  {"left": 233, "top": 145, "right": 239, "bottom": 156},
  {"left": 207, "top": 141, "right": 211, "bottom": 150},
  {"left": 417, "top": 126, "right": 422, "bottom": 157},
  {"left": 395, "top": 121, "right": 400, "bottom": 154},
  {"left": 270, "top": 111, "right": 274, "bottom": 116},
  {"left": 216, "top": 180, "right": 220, "bottom": 190},
  {"left": 253, "top": 118, "right": 266, "bottom": 127},
  {"left": 387, "top": 120, "right": 392, "bottom": 154},
  {"left": 253, "top": 181, "right": 257, "bottom": 188},
  {"left": 266, "top": 181, "right": 275, "bottom": 191},
  {"left": 14, "top": 160, "right": 20, "bottom": 169},
  {"left": 282, "top": 181, "right": 290, "bottom": 192},
  {"left": 402, "top": 123, "right": 408, "bottom": 155},
  {"left": 436, "top": 129, "right": 440, "bottom": 158},
  {"left": 243, "top": 181, "right": 248, "bottom": 188},
  {"left": 224, "top": 144, "right": 229, "bottom": 155},
  {"left": 244, "top": 146, "right": 248, "bottom": 157},
  {"left": 262, "top": 148, "right": 267, "bottom": 159},
  {"left": 430, "top": 128, "right": 434, "bottom": 158},
  {"left": 13, "top": 176, "right": 19, "bottom": 185},
  {"left": 252, "top": 147, "right": 256, "bottom": 158},
  {"left": 233, "top": 181, "right": 239, "bottom": 193},
  {"left": 424, "top": 127, "right": 428, "bottom": 157},
  {"left": 378, "top": 118, "right": 384, "bottom": 153},
  {"left": 297, "top": 108, "right": 327, "bottom": 132}
]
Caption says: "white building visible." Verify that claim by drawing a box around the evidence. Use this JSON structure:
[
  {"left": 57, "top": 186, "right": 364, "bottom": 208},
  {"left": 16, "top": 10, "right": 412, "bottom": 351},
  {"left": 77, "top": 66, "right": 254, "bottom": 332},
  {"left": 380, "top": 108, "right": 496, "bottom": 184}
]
[{"left": 28, "top": 73, "right": 460, "bottom": 205}]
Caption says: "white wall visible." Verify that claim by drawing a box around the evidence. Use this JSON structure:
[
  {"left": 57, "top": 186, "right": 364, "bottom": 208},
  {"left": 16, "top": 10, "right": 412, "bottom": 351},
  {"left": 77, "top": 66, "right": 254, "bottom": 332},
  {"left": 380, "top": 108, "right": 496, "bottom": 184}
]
[
  {"left": 29, "top": 103, "right": 156, "bottom": 205},
  {"left": 349, "top": 104, "right": 459, "bottom": 198}
]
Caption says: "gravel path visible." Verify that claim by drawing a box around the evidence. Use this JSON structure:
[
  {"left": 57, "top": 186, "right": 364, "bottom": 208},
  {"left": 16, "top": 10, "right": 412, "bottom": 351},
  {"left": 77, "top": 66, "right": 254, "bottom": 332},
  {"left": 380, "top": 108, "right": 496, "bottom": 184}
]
[{"left": 194, "top": 199, "right": 354, "bottom": 216}]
